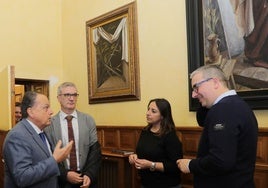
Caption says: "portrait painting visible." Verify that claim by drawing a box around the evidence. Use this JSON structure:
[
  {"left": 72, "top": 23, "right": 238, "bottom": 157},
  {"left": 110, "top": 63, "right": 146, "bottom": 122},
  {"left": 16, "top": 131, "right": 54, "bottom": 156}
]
[{"left": 186, "top": 0, "right": 268, "bottom": 110}]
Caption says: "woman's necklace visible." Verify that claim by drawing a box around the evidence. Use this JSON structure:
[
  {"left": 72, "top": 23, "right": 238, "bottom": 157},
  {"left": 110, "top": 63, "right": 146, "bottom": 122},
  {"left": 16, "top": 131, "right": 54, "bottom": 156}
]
[{"left": 151, "top": 125, "right": 160, "bottom": 133}]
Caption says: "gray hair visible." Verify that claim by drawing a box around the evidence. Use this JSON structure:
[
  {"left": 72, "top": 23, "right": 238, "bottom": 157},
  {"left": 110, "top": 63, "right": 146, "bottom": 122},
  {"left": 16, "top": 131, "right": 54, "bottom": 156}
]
[
  {"left": 190, "top": 65, "right": 228, "bottom": 84},
  {"left": 57, "top": 82, "right": 77, "bottom": 95}
]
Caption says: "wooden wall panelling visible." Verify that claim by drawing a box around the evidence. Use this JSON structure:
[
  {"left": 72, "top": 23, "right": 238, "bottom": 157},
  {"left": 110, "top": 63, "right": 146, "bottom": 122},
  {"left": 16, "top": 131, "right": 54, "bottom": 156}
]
[
  {"left": 97, "top": 126, "right": 142, "bottom": 151},
  {"left": 119, "top": 128, "right": 137, "bottom": 151},
  {"left": 256, "top": 129, "right": 268, "bottom": 164},
  {"left": 178, "top": 127, "right": 202, "bottom": 158},
  {"left": 97, "top": 126, "right": 141, "bottom": 188},
  {"left": 178, "top": 127, "right": 200, "bottom": 188},
  {"left": 254, "top": 168, "right": 268, "bottom": 188},
  {"left": 97, "top": 129, "right": 103, "bottom": 146},
  {"left": 97, "top": 126, "right": 268, "bottom": 188},
  {"left": 103, "top": 128, "right": 120, "bottom": 149},
  {"left": 254, "top": 128, "right": 268, "bottom": 188}
]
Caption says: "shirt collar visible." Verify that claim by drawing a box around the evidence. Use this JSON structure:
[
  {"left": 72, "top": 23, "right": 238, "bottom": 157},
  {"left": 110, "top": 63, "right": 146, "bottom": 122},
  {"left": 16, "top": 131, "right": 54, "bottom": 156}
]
[
  {"left": 26, "top": 119, "right": 42, "bottom": 134},
  {"left": 59, "top": 110, "right": 77, "bottom": 120},
  {"left": 213, "top": 90, "right": 237, "bottom": 105}
]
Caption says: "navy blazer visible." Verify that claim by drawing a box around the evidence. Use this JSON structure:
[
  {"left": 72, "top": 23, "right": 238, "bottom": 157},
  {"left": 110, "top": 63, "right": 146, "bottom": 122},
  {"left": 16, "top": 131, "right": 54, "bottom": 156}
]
[{"left": 3, "top": 119, "right": 60, "bottom": 188}]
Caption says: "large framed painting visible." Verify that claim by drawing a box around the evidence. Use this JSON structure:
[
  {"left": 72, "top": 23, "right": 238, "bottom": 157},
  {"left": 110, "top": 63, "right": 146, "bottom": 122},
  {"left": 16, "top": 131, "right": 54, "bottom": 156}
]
[
  {"left": 186, "top": 0, "right": 268, "bottom": 111},
  {"left": 86, "top": 2, "right": 140, "bottom": 104}
]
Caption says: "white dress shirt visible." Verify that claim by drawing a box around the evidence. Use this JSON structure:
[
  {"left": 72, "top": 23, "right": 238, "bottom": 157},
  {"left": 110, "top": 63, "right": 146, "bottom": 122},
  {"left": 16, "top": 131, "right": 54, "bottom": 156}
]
[{"left": 59, "top": 111, "right": 80, "bottom": 170}]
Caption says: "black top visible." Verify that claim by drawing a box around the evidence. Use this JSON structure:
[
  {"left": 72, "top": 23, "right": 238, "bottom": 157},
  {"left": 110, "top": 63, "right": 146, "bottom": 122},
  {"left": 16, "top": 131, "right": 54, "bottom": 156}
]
[
  {"left": 136, "top": 129, "right": 183, "bottom": 188},
  {"left": 190, "top": 95, "right": 258, "bottom": 188}
]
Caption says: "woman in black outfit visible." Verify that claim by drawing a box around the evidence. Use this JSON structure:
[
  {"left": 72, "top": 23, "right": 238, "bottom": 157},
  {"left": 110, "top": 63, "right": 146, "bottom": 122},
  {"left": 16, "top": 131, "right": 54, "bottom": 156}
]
[{"left": 129, "top": 98, "right": 183, "bottom": 188}]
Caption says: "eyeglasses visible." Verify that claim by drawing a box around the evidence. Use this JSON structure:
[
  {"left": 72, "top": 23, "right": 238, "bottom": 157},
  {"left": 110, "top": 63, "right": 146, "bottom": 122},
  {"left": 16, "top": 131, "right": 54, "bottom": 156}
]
[
  {"left": 59, "top": 93, "right": 79, "bottom": 98},
  {"left": 192, "top": 78, "right": 213, "bottom": 93}
]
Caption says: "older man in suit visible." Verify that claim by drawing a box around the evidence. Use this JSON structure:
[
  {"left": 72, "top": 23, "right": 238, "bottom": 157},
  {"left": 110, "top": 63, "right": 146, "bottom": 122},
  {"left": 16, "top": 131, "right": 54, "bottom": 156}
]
[
  {"left": 3, "top": 91, "right": 73, "bottom": 188},
  {"left": 45, "top": 82, "right": 101, "bottom": 188}
]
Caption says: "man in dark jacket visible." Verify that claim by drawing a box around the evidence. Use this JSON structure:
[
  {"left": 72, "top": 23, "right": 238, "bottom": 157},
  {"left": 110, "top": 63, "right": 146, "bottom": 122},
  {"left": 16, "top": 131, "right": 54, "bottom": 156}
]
[{"left": 177, "top": 65, "right": 258, "bottom": 188}]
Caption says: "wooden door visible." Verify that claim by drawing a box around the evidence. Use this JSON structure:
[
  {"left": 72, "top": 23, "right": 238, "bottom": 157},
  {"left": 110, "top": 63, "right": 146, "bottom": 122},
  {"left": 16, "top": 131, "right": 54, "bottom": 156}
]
[
  {"left": 15, "top": 79, "right": 49, "bottom": 98},
  {"left": 0, "top": 65, "right": 15, "bottom": 187},
  {"left": 0, "top": 65, "right": 15, "bottom": 130},
  {"left": 15, "top": 85, "right": 25, "bottom": 103}
]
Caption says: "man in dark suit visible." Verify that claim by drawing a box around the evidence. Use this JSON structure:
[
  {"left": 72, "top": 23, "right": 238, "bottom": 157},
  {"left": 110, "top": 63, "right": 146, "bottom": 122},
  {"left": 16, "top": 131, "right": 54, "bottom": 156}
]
[
  {"left": 45, "top": 82, "right": 101, "bottom": 188},
  {"left": 3, "top": 91, "right": 73, "bottom": 188}
]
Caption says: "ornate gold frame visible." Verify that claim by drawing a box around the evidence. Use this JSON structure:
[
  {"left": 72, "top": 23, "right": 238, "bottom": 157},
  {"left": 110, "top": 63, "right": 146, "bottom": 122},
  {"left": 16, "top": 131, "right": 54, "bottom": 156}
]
[{"left": 86, "top": 2, "right": 140, "bottom": 104}]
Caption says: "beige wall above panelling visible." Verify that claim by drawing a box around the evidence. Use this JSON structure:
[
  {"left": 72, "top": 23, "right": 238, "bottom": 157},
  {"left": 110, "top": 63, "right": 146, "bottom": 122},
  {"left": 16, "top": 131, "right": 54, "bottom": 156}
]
[
  {"left": 0, "top": 0, "right": 267, "bottom": 128},
  {"left": 0, "top": 0, "right": 62, "bottom": 110}
]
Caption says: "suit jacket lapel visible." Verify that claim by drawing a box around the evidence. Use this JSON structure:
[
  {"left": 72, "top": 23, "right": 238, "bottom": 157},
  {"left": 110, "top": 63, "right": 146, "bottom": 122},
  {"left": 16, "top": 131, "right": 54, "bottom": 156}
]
[
  {"left": 52, "top": 112, "right": 68, "bottom": 168},
  {"left": 77, "top": 111, "right": 86, "bottom": 165},
  {"left": 22, "top": 119, "right": 51, "bottom": 157},
  {"left": 52, "top": 113, "right": 63, "bottom": 141}
]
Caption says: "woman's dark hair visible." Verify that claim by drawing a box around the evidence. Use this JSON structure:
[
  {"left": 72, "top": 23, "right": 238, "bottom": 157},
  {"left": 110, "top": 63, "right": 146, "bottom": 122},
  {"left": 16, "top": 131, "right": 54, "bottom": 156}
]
[
  {"left": 145, "top": 98, "right": 176, "bottom": 136},
  {"left": 21, "top": 91, "right": 38, "bottom": 118}
]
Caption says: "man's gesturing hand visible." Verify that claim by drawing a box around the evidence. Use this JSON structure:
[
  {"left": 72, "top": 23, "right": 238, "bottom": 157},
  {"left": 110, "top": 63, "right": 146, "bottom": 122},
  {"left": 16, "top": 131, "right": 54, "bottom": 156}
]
[{"left": 53, "top": 140, "right": 73, "bottom": 163}]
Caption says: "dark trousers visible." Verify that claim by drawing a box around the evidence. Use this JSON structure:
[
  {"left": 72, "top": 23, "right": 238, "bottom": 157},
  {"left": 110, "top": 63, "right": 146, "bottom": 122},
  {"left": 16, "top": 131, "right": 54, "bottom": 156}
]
[
  {"left": 141, "top": 185, "right": 181, "bottom": 188},
  {"left": 70, "top": 184, "right": 81, "bottom": 188}
]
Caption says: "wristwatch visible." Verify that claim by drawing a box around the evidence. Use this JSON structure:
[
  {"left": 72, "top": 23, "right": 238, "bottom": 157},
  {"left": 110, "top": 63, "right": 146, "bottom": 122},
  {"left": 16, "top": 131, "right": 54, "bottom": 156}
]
[{"left": 150, "top": 162, "right": 156, "bottom": 171}]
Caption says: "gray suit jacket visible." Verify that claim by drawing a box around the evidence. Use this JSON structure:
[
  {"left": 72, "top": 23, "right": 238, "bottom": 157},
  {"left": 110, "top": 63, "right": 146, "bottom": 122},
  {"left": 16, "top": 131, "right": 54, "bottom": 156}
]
[
  {"left": 45, "top": 110, "right": 101, "bottom": 188},
  {"left": 3, "top": 119, "right": 60, "bottom": 188}
]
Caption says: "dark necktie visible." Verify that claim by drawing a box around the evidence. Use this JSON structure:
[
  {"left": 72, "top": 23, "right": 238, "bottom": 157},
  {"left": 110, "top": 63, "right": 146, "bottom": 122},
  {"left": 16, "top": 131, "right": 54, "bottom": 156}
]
[
  {"left": 39, "top": 132, "right": 47, "bottom": 145},
  {"left": 66, "top": 115, "right": 77, "bottom": 171}
]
